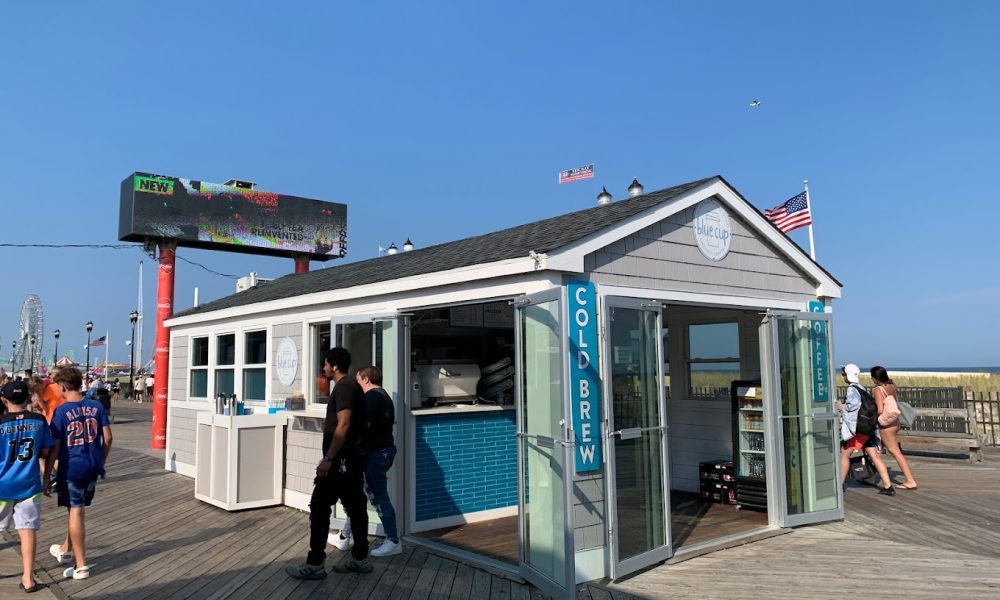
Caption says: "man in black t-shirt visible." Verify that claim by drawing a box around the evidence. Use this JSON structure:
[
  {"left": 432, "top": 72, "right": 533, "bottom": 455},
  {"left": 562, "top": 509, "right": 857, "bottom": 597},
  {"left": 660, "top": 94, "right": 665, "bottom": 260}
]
[{"left": 286, "top": 347, "right": 371, "bottom": 580}]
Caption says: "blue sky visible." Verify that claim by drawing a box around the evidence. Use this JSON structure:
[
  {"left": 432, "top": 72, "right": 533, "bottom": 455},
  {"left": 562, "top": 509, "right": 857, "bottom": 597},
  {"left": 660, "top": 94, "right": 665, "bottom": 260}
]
[{"left": 1, "top": 2, "right": 997, "bottom": 369}]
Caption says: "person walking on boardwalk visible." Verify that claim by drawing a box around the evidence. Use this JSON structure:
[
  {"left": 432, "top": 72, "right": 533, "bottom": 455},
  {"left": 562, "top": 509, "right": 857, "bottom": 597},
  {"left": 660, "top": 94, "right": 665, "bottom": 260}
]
[
  {"left": 870, "top": 366, "right": 918, "bottom": 489},
  {"left": 334, "top": 365, "right": 402, "bottom": 557},
  {"left": 1, "top": 380, "right": 56, "bottom": 593},
  {"left": 286, "top": 347, "right": 371, "bottom": 579},
  {"left": 838, "top": 364, "right": 895, "bottom": 495},
  {"left": 47, "top": 367, "right": 113, "bottom": 580}
]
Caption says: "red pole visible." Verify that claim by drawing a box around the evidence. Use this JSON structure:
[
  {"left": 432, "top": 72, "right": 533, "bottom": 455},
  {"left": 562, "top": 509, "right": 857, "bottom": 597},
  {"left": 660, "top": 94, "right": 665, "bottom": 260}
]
[
  {"left": 294, "top": 254, "right": 310, "bottom": 273},
  {"left": 151, "top": 241, "right": 176, "bottom": 449}
]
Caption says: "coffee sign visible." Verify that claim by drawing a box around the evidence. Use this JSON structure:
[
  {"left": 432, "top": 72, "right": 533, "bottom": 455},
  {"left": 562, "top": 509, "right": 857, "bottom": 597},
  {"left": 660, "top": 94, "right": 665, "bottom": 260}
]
[
  {"left": 275, "top": 336, "right": 298, "bottom": 387},
  {"left": 693, "top": 198, "right": 732, "bottom": 262}
]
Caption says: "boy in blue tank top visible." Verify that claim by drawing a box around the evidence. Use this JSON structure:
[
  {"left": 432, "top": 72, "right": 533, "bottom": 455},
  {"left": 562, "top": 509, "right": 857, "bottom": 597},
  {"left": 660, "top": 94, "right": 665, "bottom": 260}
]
[
  {"left": 1, "top": 380, "right": 56, "bottom": 593},
  {"left": 48, "top": 367, "right": 113, "bottom": 581}
]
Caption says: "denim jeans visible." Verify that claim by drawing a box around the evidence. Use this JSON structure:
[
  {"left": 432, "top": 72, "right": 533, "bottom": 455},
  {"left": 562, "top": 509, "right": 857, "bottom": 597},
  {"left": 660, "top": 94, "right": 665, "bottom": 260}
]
[{"left": 364, "top": 446, "right": 399, "bottom": 542}]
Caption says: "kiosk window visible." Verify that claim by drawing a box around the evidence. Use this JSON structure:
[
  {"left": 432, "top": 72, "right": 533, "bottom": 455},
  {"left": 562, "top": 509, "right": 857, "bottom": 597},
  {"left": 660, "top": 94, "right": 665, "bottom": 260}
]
[
  {"left": 243, "top": 330, "right": 266, "bottom": 402},
  {"left": 215, "top": 333, "right": 236, "bottom": 397},
  {"left": 310, "top": 323, "right": 331, "bottom": 405},
  {"left": 687, "top": 322, "right": 740, "bottom": 397},
  {"left": 190, "top": 336, "right": 209, "bottom": 398}
]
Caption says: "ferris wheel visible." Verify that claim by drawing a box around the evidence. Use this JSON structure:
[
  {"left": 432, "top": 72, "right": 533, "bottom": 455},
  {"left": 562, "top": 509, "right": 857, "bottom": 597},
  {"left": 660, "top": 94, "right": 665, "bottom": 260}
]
[{"left": 12, "top": 294, "right": 45, "bottom": 373}]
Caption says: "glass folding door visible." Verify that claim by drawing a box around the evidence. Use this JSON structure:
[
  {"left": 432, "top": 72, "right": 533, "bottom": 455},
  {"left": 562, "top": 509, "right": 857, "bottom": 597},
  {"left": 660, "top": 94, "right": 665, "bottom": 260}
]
[
  {"left": 760, "top": 311, "right": 843, "bottom": 527},
  {"left": 604, "top": 297, "right": 671, "bottom": 577},
  {"left": 514, "top": 290, "right": 575, "bottom": 600}
]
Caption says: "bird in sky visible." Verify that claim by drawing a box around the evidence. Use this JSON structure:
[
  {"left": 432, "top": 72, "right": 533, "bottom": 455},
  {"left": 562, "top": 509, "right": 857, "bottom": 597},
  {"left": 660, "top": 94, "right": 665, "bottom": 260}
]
[{"left": 750, "top": 99, "right": 761, "bottom": 108}]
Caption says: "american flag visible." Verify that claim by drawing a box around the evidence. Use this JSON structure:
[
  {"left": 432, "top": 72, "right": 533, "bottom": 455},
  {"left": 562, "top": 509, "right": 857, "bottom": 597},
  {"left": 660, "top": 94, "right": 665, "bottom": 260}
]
[
  {"left": 558, "top": 163, "right": 594, "bottom": 184},
  {"left": 90, "top": 335, "right": 107, "bottom": 347},
  {"left": 764, "top": 191, "right": 812, "bottom": 233}
]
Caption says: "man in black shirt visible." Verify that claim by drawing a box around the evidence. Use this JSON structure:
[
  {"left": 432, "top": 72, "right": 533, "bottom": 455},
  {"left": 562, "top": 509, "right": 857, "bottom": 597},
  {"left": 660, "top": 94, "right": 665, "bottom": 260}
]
[{"left": 286, "top": 347, "right": 371, "bottom": 579}]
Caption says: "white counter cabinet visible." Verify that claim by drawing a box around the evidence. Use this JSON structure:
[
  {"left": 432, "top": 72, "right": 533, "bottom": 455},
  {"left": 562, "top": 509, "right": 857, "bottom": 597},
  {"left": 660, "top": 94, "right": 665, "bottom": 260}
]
[{"left": 195, "top": 412, "right": 287, "bottom": 510}]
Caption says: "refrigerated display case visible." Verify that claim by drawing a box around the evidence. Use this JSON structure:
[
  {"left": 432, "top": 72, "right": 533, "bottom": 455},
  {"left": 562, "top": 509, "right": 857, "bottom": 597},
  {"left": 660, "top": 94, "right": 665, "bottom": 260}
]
[{"left": 732, "top": 380, "right": 767, "bottom": 510}]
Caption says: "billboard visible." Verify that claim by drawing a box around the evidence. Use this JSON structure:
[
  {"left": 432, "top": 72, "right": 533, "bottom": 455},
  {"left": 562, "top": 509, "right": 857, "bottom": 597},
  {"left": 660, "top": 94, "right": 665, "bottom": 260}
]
[{"left": 119, "top": 172, "right": 347, "bottom": 260}]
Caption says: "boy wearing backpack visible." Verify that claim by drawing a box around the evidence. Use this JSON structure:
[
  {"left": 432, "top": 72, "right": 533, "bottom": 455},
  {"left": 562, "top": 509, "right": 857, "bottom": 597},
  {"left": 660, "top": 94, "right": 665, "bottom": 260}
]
[{"left": 838, "top": 364, "right": 894, "bottom": 495}]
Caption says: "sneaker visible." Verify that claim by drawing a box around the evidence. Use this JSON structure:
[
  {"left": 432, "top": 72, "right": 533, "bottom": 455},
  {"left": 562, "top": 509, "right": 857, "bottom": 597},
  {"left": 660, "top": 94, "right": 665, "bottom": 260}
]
[
  {"left": 332, "top": 531, "right": 352, "bottom": 552},
  {"left": 285, "top": 562, "right": 327, "bottom": 580},
  {"left": 63, "top": 566, "right": 90, "bottom": 580},
  {"left": 332, "top": 556, "right": 373, "bottom": 574},
  {"left": 878, "top": 486, "right": 896, "bottom": 496},
  {"left": 371, "top": 539, "right": 402, "bottom": 557}
]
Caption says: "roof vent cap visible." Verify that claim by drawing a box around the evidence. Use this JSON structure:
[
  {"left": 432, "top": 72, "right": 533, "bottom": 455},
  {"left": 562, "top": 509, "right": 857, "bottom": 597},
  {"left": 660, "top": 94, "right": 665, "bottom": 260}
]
[
  {"left": 386, "top": 242, "right": 398, "bottom": 255},
  {"left": 596, "top": 187, "right": 612, "bottom": 205},
  {"left": 403, "top": 238, "right": 414, "bottom": 252}
]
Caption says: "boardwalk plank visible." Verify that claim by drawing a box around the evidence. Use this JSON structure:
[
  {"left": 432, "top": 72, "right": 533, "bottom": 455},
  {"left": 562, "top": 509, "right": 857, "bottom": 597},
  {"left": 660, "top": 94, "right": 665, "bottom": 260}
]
[
  {"left": 408, "top": 553, "right": 442, "bottom": 600},
  {"left": 428, "top": 557, "right": 458, "bottom": 600},
  {"left": 447, "top": 563, "right": 476, "bottom": 600},
  {"left": 510, "top": 581, "right": 532, "bottom": 600},
  {"left": 388, "top": 548, "right": 429, "bottom": 600},
  {"left": 490, "top": 575, "right": 511, "bottom": 600},
  {"left": 470, "top": 568, "right": 492, "bottom": 599}
]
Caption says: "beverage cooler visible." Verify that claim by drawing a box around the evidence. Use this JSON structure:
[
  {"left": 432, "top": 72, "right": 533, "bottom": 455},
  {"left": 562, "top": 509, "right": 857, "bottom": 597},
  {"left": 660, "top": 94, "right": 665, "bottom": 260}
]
[{"left": 731, "top": 380, "right": 767, "bottom": 510}]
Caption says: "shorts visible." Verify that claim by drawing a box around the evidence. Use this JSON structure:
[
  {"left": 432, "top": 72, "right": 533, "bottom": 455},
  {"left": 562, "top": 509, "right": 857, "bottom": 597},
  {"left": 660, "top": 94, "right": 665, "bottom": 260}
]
[
  {"left": 842, "top": 434, "right": 870, "bottom": 451},
  {"left": 0, "top": 495, "right": 42, "bottom": 530},
  {"left": 57, "top": 477, "right": 98, "bottom": 508}
]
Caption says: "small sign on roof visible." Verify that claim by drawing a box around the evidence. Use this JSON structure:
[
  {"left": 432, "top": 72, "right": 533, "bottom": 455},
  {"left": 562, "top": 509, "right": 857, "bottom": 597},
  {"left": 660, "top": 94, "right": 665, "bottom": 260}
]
[{"left": 559, "top": 163, "right": 594, "bottom": 184}]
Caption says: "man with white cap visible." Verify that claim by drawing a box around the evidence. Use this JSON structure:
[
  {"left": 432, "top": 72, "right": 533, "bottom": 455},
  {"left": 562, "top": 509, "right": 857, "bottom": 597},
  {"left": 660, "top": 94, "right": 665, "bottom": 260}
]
[{"left": 839, "top": 364, "right": 894, "bottom": 495}]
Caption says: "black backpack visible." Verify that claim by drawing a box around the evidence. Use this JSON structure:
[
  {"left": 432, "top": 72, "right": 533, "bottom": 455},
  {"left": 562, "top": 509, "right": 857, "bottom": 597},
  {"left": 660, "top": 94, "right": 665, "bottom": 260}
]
[{"left": 852, "top": 383, "right": 878, "bottom": 437}]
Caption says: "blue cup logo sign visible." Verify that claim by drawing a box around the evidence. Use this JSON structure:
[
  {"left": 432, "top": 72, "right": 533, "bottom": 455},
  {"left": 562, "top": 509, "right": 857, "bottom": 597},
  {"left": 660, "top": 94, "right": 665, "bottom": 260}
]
[
  {"left": 276, "top": 336, "right": 299, "bottom": 387},
  {"left": 568, "top": 281, "right": 602, "bottom": 473},
  {"left": 693, "top": 198, "right": 732, "bottom": 262}
]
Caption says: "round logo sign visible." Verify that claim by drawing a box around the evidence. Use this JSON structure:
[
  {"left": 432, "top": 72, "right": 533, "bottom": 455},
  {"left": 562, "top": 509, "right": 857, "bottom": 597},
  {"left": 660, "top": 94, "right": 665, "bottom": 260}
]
[
  {"left": 693, "top": 198, "right": 732, "bottom": 262},
  {"left": 275, "top": 336, "right": 298, "bottom": 386}
]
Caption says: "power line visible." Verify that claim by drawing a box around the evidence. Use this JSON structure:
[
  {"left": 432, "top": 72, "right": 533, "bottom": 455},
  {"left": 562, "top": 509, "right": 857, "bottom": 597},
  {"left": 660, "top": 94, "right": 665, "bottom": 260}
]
[{"left": 1, "top": 243, "right": 241, "bottom": 280}]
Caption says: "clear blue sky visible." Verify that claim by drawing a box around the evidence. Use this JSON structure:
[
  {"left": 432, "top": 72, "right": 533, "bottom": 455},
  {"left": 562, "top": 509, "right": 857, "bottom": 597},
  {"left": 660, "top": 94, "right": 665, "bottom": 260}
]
[{"left": 1, "top": 2, "right": 997, "bottom": 370}]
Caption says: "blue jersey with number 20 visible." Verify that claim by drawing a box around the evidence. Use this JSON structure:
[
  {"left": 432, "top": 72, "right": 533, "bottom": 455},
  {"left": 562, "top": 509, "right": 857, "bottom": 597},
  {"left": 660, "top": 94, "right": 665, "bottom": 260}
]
[
  {"left": 51, "top": 399, "right": 110, "bottom": 482},
  {"left": 0, "top": 412, "right": 55, "bottom": 501}
]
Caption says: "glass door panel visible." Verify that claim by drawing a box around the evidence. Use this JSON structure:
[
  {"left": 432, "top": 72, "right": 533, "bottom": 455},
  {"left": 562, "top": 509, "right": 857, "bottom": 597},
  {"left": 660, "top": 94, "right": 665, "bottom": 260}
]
[
  {"left": 515, "top": 293, "right": 573, "bottom": 599},
  {"left": 766, "top": 312, "right": 842, "bottom": 526},
  {"left": 605, "top": 300, "right": 671, "bottom": 576}
]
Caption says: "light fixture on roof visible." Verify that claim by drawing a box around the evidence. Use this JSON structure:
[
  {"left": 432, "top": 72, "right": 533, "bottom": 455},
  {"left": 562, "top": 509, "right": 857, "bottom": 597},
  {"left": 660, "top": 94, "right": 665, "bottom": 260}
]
[
  {"left": 386, "top": 242, "right": 398, "bottom": 255},
  {"left": 224, "top": 179, "right": 257, "bottom": 189},
  {"left": 628, "top": 178, "right": 644, "bottom": 197},
  {"left": 596, "top": 186, "right": 612, "bottom": 206},
  {"left": 403, "top": 238, "right": 414, "bottom": 252}
]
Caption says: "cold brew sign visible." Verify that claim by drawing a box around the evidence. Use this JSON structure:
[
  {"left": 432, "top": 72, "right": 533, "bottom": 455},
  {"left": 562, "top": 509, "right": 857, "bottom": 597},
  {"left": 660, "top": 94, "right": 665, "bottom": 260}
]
[
  {"left": 568, "top": 281, "right": 603, "bottom": 473},
  {"left": 693, "top": 198, "right": 732, "bottom": 262}
]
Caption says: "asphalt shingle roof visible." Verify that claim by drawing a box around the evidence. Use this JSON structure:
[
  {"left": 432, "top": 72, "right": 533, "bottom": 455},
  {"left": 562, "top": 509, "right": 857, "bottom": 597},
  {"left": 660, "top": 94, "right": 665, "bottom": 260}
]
[{"left": 174, "top": 176, "right": 719, "bottom": 318}]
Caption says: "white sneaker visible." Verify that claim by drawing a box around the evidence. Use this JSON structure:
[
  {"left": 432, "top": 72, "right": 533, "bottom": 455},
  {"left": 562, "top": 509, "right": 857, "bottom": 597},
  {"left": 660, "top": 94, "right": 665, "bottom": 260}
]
[
  {"left": 371, "top": 539, "right": 402, "bottom": 557},
  {"left": 332, "top": 531, "right": 352, "bottom": 552}
]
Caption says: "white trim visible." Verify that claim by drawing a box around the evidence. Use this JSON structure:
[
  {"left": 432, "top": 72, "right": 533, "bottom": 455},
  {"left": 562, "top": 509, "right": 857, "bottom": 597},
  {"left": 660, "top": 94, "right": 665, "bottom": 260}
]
[
  {"left": 575, "top": 547, "right": 606, "bottom": 583},
  {"left": 597, "top": 285, "right": 813, "bottom": 312},
  {"left": 411, "top": 505, "right": 518, "bottom": 533},
  {"left": 168, "top": 399, "right": 212, "bottom": 410},
  {"left": 166, "top": 257, "right": 542, "bottom": 327},
  {"left": 283, "top": 488, "right": 312, "bottom": 512}
]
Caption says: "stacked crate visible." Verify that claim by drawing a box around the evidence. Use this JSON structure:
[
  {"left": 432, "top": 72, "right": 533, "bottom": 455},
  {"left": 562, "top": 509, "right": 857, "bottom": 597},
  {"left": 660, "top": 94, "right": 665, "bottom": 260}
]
[{"left": 699, "top": 460, "right": 737, "bottom": 505}]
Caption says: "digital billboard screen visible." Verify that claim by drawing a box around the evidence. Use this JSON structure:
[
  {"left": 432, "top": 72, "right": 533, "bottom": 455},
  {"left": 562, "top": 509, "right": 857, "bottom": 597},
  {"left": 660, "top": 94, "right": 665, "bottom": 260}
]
[{"left": 119, "top": 172, "right": 347, "bottom": 260}]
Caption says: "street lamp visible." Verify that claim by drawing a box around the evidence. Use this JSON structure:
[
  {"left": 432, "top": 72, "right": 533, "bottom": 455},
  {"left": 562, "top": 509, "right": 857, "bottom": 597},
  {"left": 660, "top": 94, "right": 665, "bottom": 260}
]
[
  {"left": 129, "top": 310, "right": 139, "bottom": 401},
  {"left": 85, "top": 321, "right": 94, "bottom": 378},
  {"left": 29, "top": 335, "right": 36, "bottom": 372},
  {"left": 53, "top": 329, "right": 60, "bottom": 366},
  {"left": 10, "top": 340, "right": 15, "bottom": 376}
]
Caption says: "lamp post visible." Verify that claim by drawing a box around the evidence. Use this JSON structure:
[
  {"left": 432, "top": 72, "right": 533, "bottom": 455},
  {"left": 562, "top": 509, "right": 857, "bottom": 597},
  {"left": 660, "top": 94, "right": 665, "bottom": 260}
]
[
  {"left": 129, "top": 310, "right": 139, "bottom": 401},
  {"left": 85, "top": 321, "right": 94, "bottom": 378},
  {"left": 10, "top": 340, "right": 15, "bottom": 375},
  {"left": 29, "top": 335, "right": 36, "bottom": 372},
  {"left": 53, "top": 329, "right": 60, "bottom": 366}
]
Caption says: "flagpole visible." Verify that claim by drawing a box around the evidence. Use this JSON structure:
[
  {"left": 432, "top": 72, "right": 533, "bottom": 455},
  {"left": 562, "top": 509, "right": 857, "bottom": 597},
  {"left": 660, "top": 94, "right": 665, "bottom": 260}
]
[
  {"left": 804, "top": 179, "right": 816, "bottom": 261},
  {"left": 105, "top": 330, "right": 110, "bottom": 378}
]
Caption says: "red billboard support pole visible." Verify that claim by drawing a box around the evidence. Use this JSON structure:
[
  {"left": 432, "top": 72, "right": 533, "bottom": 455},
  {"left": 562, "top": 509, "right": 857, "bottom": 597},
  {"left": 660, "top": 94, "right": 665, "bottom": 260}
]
[
  {"left": 151, "top": 241, "right": 176, "bottom": 449},
  {"left": 294, "top": 254, "right": 310, "bottom": 273}
]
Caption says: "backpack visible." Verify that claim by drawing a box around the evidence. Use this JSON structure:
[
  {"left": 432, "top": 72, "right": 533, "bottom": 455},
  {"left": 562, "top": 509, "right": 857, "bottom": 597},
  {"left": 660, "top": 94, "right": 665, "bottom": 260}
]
[{"left": 852, "top": 384, "right": 878, "bottom": 437}]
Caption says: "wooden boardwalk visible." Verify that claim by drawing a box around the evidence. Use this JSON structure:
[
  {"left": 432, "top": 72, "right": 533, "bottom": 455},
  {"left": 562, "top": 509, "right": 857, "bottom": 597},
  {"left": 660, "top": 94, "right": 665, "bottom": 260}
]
[{"left": 3, "top": 402, "right": 998, "bottom": 599}]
